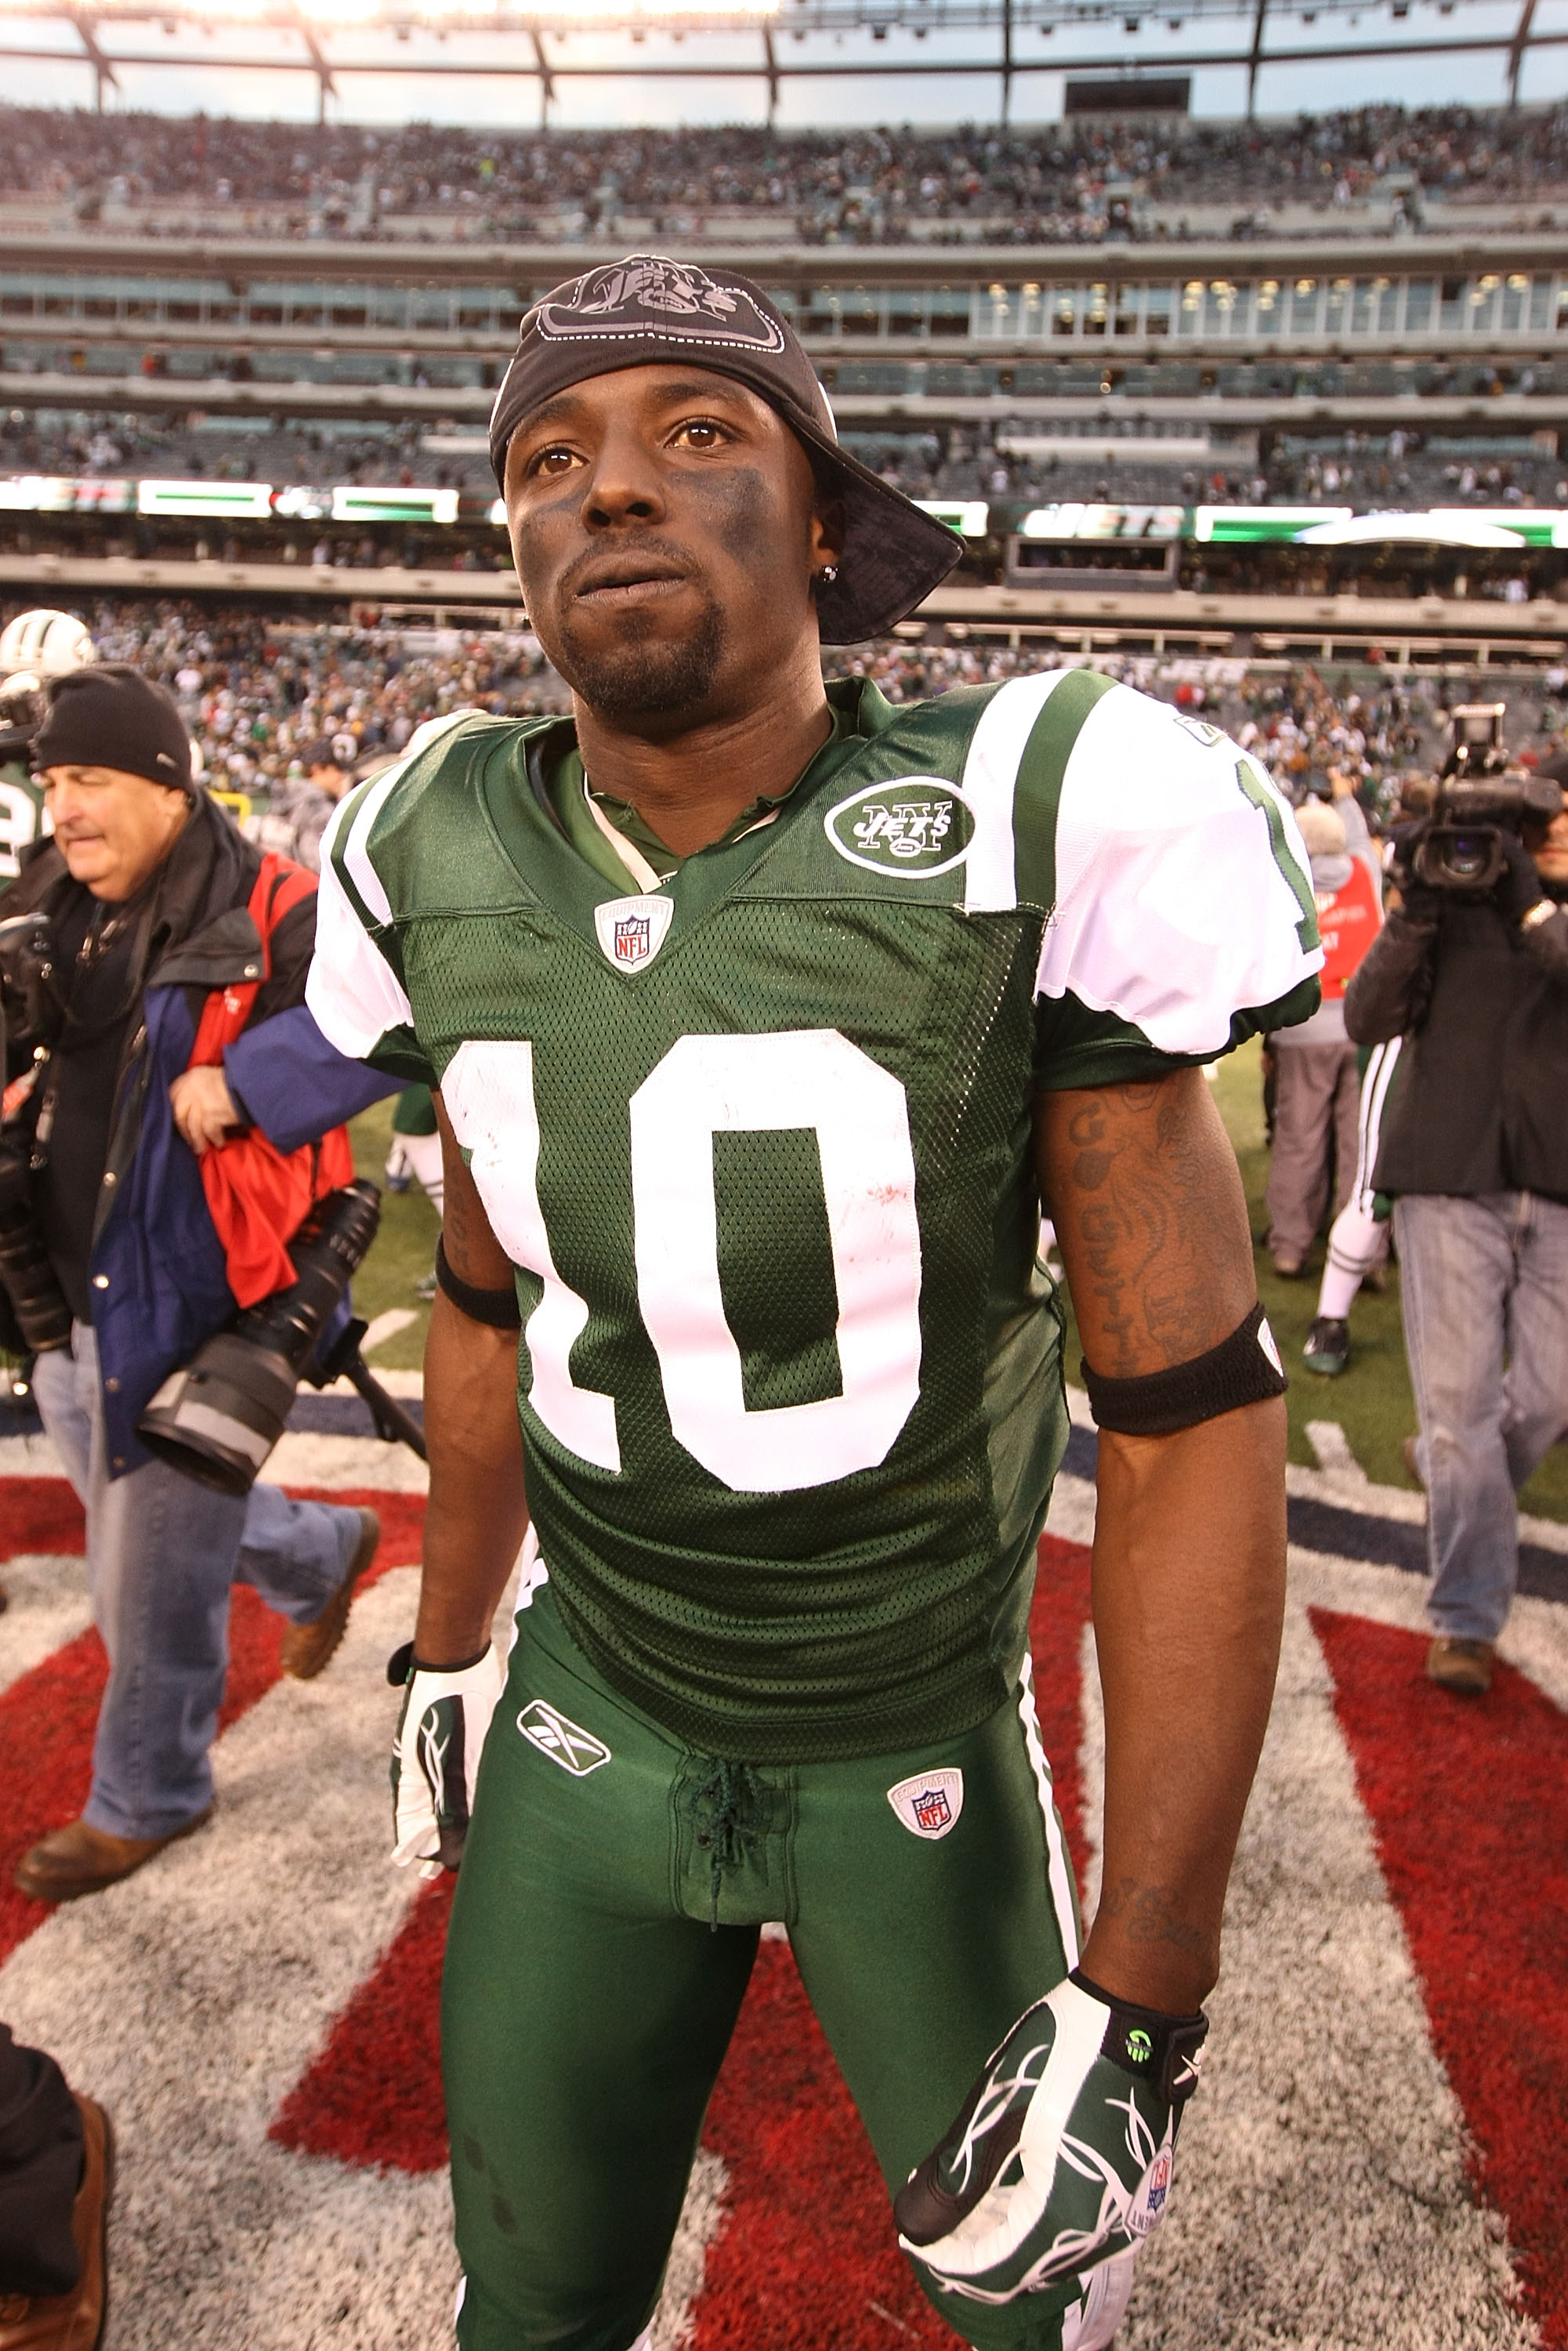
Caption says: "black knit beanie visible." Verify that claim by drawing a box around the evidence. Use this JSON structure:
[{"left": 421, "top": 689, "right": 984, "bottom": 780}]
[{"left": 32, "top": 663, "right": 194, "bottom": 795}]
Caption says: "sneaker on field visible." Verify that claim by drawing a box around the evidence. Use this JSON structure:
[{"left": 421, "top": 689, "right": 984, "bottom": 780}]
[{"left": 1302, "top": 1316, "right": 1350, "bottom": 1376}]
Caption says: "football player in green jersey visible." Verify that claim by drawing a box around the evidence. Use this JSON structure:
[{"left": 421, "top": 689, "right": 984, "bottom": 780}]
[
  {"left": 308, "top": 256, "right": 1322, "bottom": 2351},
  {"left": 0, "top": 610, "right": 96, "bottom": 882}
]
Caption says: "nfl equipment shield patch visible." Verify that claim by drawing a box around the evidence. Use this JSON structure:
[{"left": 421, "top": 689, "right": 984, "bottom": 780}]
[
  {"left": 592, "top": 892, "right": 674, "bottom": 975},
  {"left": 886, "top": 1766, "right": 964, "bottom": 1841}
]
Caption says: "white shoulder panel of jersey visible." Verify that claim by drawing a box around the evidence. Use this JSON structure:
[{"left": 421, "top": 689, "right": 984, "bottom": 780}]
[
  {"left": 306, "top": 814, "right": 415, "bottom": 1060},
  {"left": 1036, "top": 687, "right": 1323, "bottom": 1059},
  {"left": 958, "top": 669, "right": 1083, "bottom": 915},
  {"left": 303, "top": 709, "right": 476, "bottom": 1061}
]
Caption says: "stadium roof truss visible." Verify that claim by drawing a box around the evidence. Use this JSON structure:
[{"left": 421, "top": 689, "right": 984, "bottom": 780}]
[{"left": 0, "top": 0, "right": 1559, "bottom": 124}]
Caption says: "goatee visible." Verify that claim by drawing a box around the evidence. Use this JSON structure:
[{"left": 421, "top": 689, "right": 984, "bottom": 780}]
[{"left": 558, "top": 600, "right": 727, "bottom": 723}]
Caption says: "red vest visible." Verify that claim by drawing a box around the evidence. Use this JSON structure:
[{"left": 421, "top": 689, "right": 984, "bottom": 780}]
[
  {"left": 186, "top": 853, "right": 355, "bottom": 1308},
  {"left": 1314, "top": 858, "right": 1382, "bottom": 1002}
]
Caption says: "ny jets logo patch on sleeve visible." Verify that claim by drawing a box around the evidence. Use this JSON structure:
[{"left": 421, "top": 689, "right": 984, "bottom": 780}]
[
  {"left": 825, "top": 779, "right": 974, "bottom": 878},
  {"left": 887, "top": 1767, "right": 964, "bottom": 1840},
  {"left": 593, "top": 893, "right": 674, "bottom": 975},
  {"left": 517, "top": 1699, "right": 612, "bottom": 1776}
]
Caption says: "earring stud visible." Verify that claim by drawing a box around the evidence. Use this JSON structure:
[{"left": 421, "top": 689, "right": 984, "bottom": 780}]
[{"left": 819, "top": 563, "right": 839, "bottom": 586}]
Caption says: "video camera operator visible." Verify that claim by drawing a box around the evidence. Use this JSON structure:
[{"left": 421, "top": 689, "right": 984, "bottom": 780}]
[
  {"left": 1344, "top": 715, "right": 1568, "bottom": 1697},
  {"left": 0, "top": 664, "right": 398, "bottom": 1904}
]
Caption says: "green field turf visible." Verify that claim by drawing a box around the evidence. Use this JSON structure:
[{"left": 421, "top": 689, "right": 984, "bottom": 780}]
[
  {"left": 347, "top": 1049, "right": 1568, "bottom": 1523},
  {"left": 346, "top": 1096, "right": 440, "bottom": 1371}
]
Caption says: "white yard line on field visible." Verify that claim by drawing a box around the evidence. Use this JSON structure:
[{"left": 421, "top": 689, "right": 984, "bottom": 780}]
[{"left": 0, "top": 1552, "right": 90, "bottom": 1697}]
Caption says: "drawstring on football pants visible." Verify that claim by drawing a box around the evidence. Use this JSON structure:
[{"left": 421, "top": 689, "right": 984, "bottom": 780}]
[{"left": 689, "top": 1757, "right": 766, "bottom": 1931}]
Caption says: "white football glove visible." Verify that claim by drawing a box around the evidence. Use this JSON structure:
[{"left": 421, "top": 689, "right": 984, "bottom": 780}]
[
  {"left": 895, "top": 1972, "right": 1206, "bottom": 2312},
  {"left": 388, "top": 1640, "right": 505, "bottom": 1878}
]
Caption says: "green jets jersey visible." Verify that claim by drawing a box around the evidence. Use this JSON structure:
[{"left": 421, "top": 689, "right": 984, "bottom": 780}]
[
  {"left": 310, "top": 672, "right": 1320, "bottom": 1762},
  {"left": 0, "top": 759, "right": 45, "bottom": 884}
]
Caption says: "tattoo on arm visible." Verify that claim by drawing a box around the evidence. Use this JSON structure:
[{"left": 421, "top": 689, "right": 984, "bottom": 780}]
[
  {"left": 1095, "top": 1875, "right": 1215, "bottom": 1969},
  {"left": 1038, "top": 1071, "right": 1255, "bottom": 1378}
]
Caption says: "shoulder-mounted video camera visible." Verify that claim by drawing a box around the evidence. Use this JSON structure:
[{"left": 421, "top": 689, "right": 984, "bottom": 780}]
[{"left": 1398, "top": 705, "right": 1563, "bottom": 893}]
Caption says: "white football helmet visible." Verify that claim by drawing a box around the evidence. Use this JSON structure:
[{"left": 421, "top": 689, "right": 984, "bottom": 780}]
[{"left": 0, "top": 608, "right": 96, "bottom": 690}]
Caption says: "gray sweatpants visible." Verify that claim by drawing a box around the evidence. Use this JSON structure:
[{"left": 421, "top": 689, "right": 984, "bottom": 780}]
[{"left": 1266, "top": 1040, "right": 1360, "bottom": 1263}]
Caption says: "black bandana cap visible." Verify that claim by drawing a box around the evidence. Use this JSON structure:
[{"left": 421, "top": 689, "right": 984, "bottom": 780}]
[{"left": 488, "top": 253, "right": 962, "bottom": 646}]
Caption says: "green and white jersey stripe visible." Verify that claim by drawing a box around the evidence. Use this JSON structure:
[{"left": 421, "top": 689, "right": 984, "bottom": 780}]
[{"left": 308, "top": 673, "right": 1319, "bottom": 1762}]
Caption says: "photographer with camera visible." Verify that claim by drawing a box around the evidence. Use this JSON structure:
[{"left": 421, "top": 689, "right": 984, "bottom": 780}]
[
  {"left": 1344, "top": 725, "right": 1568, "bottom": 1697},
  {"left": 0, "top": 664, "right": 397, "bottom": 1904}
]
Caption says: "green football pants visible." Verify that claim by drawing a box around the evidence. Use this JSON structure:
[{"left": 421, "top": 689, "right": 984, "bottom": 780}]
[{"left": 444, "top": 1580, "right": 1083, "bottom": 2351}]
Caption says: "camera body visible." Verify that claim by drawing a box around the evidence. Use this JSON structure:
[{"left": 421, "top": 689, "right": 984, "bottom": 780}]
[
  {"left": 0, "top": 911, "right": 71, "bottom": 1353},
  {"left": 0, "top": 911, "right": 65, "bottom": 1062},
  {"left": 1400, "top": 706, "right": 1563, "bottom": 892},
  {"left": 139, "top": 1179, "right": 384, "bottom": 1494}
]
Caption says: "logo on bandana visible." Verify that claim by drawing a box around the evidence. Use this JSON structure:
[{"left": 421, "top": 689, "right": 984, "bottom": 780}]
[
  {"left": 592, "top": 893, "right": 674, "bottom": 975},
  {"left": 535, "top": 256, "right": 787, "bottom": 355},
  {"left": 825, "top": 777, "right": 974, "bottom": 879},
  {"left": 886, "top": 1767, "right": 965, "bottom": 1841}
]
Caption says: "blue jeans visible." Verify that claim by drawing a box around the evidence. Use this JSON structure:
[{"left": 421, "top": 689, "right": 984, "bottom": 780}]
[
  {"left": 31, "top": 1321, "right": 363, "bottom": 1841},
  {"left": 1396, "top": 1191, "right": 1568, "bottom": 1643}
]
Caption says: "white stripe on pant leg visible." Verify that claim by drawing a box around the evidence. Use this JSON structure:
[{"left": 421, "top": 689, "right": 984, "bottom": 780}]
[
  {"left": 1318, "top": 1038, "right": 1403, "bottom": 1319},
  {"left": 1353, "top": 1036, "right": 1401, "bottom": 1215},
  {"left": 1016, "top": 1651, "right": 1081, "bottom": 1969}
]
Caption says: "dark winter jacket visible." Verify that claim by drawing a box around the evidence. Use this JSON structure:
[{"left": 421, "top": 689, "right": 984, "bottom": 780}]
[
  {"left": 0, "top": 794, "right": 396, "bottom": 1474},
  {"left": 1343, "top": 889, "right": 1568, "bottom": 1202}
]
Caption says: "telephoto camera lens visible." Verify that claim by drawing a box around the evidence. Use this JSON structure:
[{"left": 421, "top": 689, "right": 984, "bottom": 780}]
[{"left": 138, "top": 1179, "right": 382, "bottom": 1494}]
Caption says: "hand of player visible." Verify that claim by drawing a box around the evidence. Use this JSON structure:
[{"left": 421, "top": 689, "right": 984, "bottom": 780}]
[
  {"left": 387, "top": 1640, "right": 505, "bottom": 1878},
  {"left": 895, "top": 1972, "right": 1207, "bottom": 2312},
  {"left": 1494, "top": 831, "right": 1547, "bottom": 928}
]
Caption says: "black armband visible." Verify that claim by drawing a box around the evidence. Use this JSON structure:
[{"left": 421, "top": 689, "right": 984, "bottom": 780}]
[
  {"left": 386, "top": 1639, "right": 491, "bottom": 1687},
  {"left": 434, "top": 1236, "right": 522, "bottom": 1329},
  {"left": 1083, "top": 1300, "right": 1286, "bottom": 1436},
  {"left": 1069, "top": 1968, "right": 1209, "bottom": 2103}
]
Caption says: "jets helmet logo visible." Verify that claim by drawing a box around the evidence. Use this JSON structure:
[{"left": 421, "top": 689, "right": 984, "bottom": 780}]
[
  {"left": 517, "top": 1699, "right": 612, "bottom": 1777},
  {"left": 886, "top": 1767, "right": 964, "bottom": 1841}
]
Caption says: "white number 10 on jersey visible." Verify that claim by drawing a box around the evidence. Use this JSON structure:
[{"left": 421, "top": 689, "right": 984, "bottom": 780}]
[{"left": 442, "top": 1031, "right": 924, "bottom": 1494}]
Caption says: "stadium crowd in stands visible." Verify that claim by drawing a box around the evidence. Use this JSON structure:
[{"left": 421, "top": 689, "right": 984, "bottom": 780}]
[
  {"left": 32, "top": 592, "right": 1559, "bottom": 816},
  {"left": 2, "top": 102, "right": 1566, "bottom": 244}
]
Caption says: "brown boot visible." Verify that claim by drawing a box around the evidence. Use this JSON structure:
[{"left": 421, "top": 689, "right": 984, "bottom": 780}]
[
  {"left": 0, "top": 2093, "right": 113, "bottom": 2350},
  {"left": 13, "top": 1809, "right": 214, "bottom": 1904},
  {"left": 278, "top": 1506, "right": 380, "bottom": 1681},
  {"left": 1426, "top": 1636, "right": 1494, "bottom": 1697}
]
